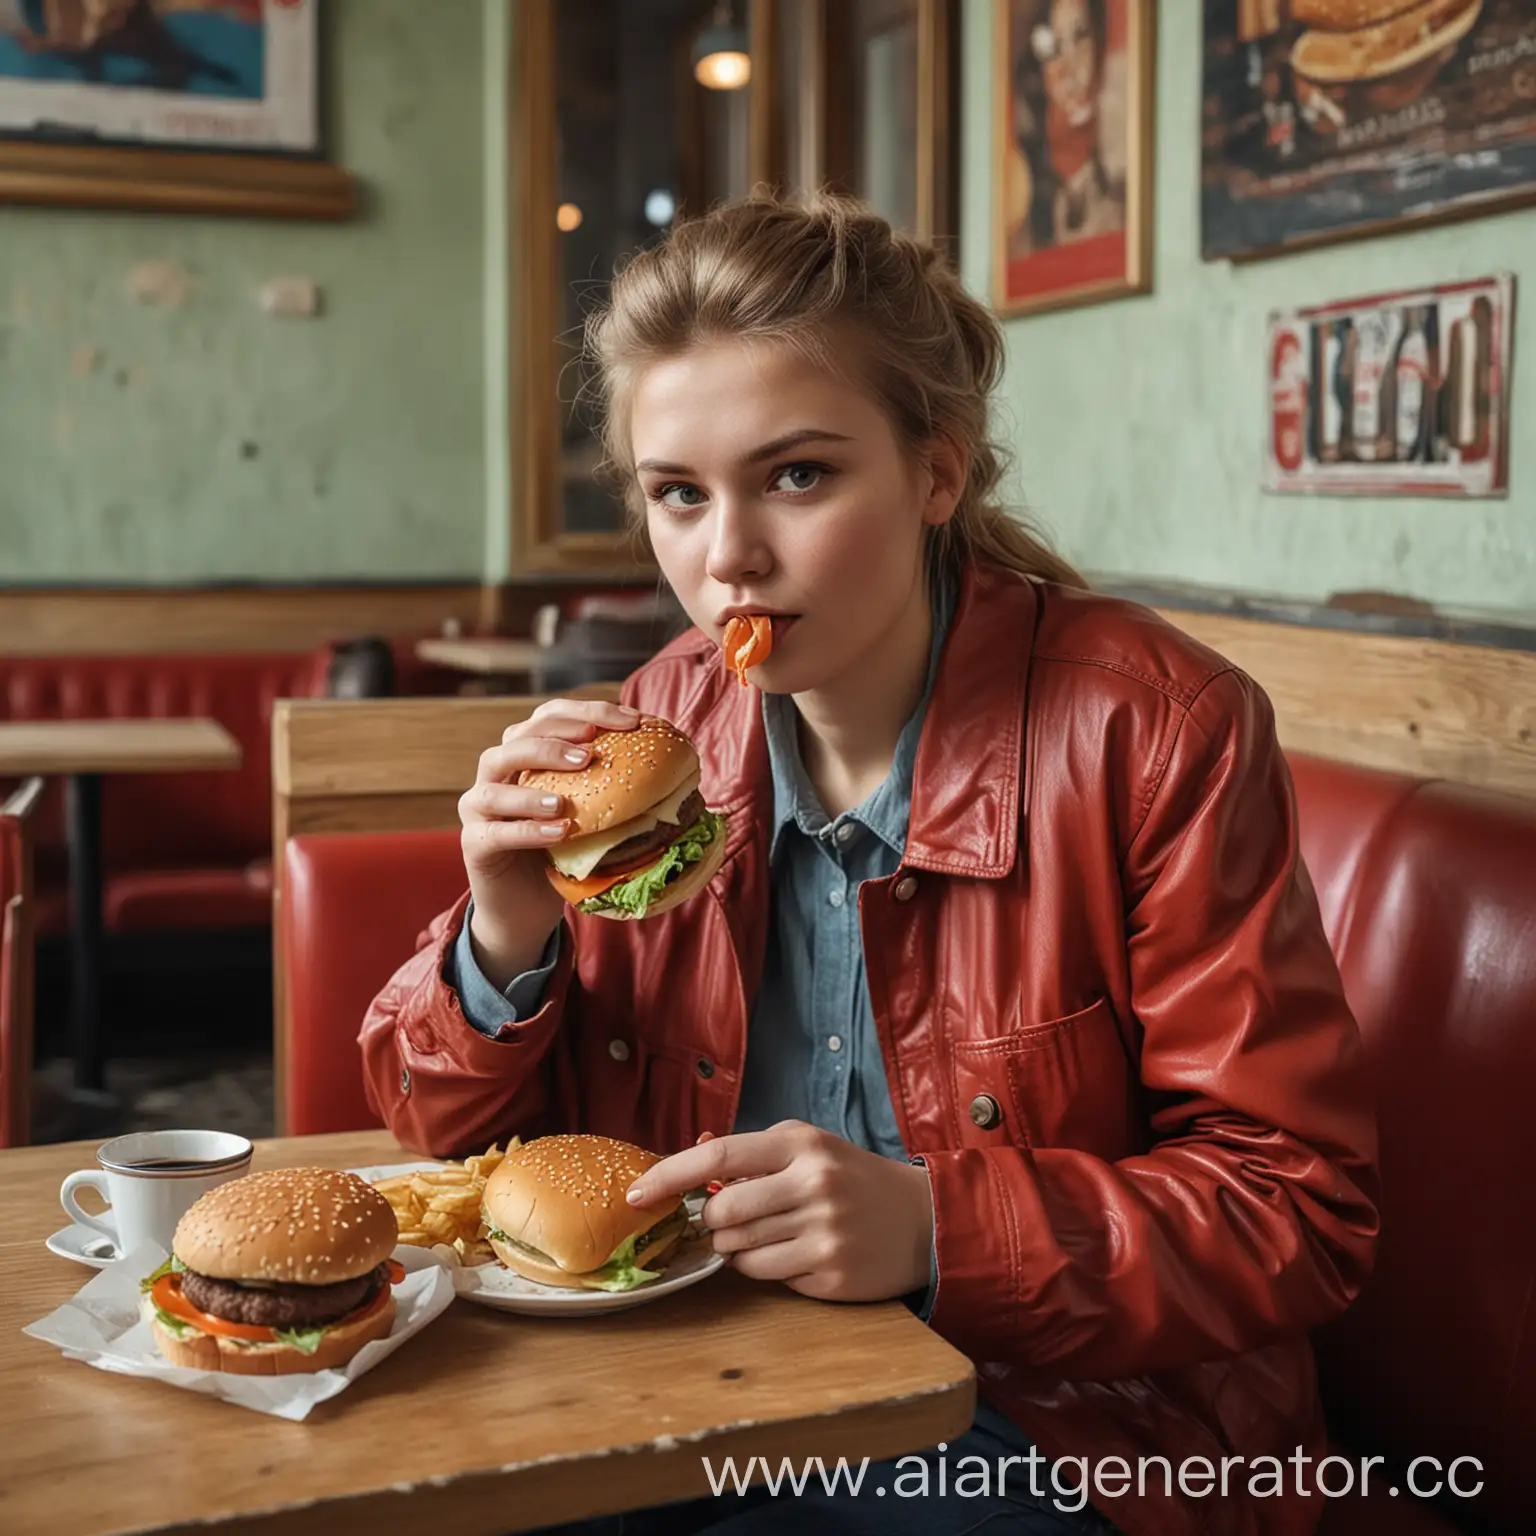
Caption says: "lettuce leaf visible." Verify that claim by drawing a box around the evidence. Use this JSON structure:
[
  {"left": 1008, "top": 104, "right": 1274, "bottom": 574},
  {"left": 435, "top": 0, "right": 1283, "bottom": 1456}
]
[
  {"left": 586, "top": 1232, "right": 664, "bottom": 1292},
  {"left": 273, "top": 1326, "right": 325, "bottom": 1355},
  {"left": 150, "top": 1304, "right": 200, "bottom": 1340},
  {"left": 484, "top": 1230, "right": 665, "bottom": 1291},
  {"left": 578, "top": 810, "right": 723, "bottom": 919},
  {"left": 139, "top": 1254, "right": 186, "bottom": 1295}
]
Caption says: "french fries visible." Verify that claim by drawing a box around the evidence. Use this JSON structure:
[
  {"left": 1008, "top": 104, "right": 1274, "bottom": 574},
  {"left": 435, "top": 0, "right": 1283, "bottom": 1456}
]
[{"left": 373, "top": 1139, "right": 518, "bottom": 1267}]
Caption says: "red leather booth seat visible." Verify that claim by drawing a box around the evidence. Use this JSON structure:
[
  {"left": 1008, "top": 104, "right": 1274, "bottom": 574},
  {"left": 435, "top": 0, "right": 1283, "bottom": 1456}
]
[
  {"left": 1294, "top": 756, "right": 1536, "bottom": 1536},
  {"left": 282, "top": 753, "right": 1536, "bottom": 1534},
  {"left": 281, "top": 831, "right": 468, "bottom": 1139}
]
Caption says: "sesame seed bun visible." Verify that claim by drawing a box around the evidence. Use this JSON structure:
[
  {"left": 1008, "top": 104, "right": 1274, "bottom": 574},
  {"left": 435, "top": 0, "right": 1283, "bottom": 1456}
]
[
  {"left": 481, "top": 1134, "right": 685, "bottom": 1287},
  {"left": 1291, "top": 0, "right": 1423, "bottom": 25},
  {"left": 172, "top": 1168, "right": 398, "bottom": 1286},
  {"left": 149, "top": 1291, "right": 396, "bottom": 1376},
  {"left": 1291, "top": 0, "right": 1480, "bottom": 83},
  {"left": 518, "top": 716, "right": 699, "bottom": 839}
]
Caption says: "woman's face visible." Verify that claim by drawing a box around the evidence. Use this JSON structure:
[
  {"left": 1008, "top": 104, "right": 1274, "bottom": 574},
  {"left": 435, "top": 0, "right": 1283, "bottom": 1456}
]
[
  {"left": 630, "top": 338, "right": 959, "bottom": 697},
  {"left": 1041, "top": 0, "right": 1099, "bottom": 129}
]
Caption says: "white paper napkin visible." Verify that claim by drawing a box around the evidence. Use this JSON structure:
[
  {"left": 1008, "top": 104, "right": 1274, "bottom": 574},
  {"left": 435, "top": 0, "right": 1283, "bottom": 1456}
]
[{"left": 23, "top": 1238, "right": 456, "bottom": 1421}]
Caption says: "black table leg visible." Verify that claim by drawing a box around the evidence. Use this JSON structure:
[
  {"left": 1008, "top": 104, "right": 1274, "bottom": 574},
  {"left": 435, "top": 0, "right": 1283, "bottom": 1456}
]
[{"left": 66, "top": 771, "right": 110, "bottom": 1099}]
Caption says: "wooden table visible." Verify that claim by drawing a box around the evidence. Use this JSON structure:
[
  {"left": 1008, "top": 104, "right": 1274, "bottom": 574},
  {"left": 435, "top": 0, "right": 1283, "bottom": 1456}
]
[
  {"left": 0, "top": 720, "right": 242, "bottom": 1104},
  {"left": 2, "top": 1130, "right": 976, "bottom": 1535},
  {"left": 415, "top": 636, "right": 545, "bottom": 677}
]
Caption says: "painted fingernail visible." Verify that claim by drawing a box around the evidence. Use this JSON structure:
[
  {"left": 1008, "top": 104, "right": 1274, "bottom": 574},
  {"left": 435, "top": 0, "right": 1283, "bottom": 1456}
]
[
  {"left": 564, "top": 748, "right": 588, "bottom": 764},
  {"left": 540, "top": 820, "right": 568, "bottom": 838},
  {"left": 540, "top": 794, "right": 561, "bottom": 810},
  {"left": 707, "top": 1181, "right": 724, "bottom": 1195}
]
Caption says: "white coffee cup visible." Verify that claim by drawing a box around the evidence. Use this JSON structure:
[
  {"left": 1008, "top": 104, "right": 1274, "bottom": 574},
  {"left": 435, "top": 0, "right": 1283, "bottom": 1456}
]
[{"left": 59, "top": 1130, "right": 254, "bottom": 1257}]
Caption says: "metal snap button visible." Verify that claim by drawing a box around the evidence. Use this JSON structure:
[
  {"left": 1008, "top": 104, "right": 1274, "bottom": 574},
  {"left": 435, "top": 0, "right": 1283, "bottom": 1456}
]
[
  {"left": 400, "top": 1067, "right": 411, "bottom": 1095},
  {"left": 969, "top": 1093, "right": 1002, "bottom": 1130},
  {"left": 695, "top": 1057, "right": 715, "bottom": 1079},
  {"left": 828, "top": 888, "right": 845, "bottom": 909},
  {"left": 893, "top": 874, "right": 919, "bottom": 902},
  {"left": 608, "top": 1038, "right": 631, "bottom": 1062},
  {"left": 827, "top": 1034, "right": 843, "bottom": 1053},
  {"left": 835, "top": 822, "right": 858, "bottom": 845}
]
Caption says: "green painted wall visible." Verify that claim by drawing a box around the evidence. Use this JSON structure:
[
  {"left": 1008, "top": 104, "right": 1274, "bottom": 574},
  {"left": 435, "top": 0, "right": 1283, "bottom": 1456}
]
[
  {"left": 0, "top": 0, "right": 489, "bottom": 585},
  {"left": 960, "top": 1, "right": 1536, "bottom": 613}
]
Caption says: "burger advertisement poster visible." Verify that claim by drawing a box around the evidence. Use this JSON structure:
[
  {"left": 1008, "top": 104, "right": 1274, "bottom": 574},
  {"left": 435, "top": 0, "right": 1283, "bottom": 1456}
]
[
  {"left": 1265, "top": 272, "right": 1514, "bottom": 495},
  {"left": 1203, "top": 0, "right": 1536, "bottom": 260}
]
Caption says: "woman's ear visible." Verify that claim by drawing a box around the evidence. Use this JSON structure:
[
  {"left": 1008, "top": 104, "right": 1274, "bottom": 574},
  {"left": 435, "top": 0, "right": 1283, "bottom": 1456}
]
[{"left": 920, "top": 435, "right": 969, "bottom": 529}]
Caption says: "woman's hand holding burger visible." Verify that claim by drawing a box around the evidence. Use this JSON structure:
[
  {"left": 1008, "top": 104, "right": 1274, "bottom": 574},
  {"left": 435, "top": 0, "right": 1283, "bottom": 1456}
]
[
  {"left": 627, "top": 1122, "right": 935, "bottom": 1304},
  {"left": 459, "top": 697, "right": 642, "bottom": 988}
]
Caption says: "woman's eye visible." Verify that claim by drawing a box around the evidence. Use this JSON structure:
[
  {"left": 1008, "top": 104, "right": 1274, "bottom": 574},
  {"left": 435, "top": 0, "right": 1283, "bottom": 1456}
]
[
  {"left": 655, "top": 483, "right": 707, "bottom": 510},
  {"left": 772, "top": 463, "right": 825, "bottom": 494}
]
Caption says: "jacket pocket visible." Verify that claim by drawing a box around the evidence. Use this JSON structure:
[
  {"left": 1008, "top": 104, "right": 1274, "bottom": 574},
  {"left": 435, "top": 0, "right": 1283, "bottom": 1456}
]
[{"left": 951, "top": 997, "right": 1140, "bottom": 1158}]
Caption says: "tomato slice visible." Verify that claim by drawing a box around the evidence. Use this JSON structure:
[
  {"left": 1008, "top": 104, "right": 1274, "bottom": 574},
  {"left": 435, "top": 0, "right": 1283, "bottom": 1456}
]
[
  {"left": 723, "top": 615, "right": 773, "bottom": 686},
  {"left": 152, "top": 1264, "right": 403, "bottom": 1343},
  {"left": 547, "top": 847, "right": 661, "bottom": 905},
  {"left": 153, "top": 1274, "right": 273, "bottom": 1341}
]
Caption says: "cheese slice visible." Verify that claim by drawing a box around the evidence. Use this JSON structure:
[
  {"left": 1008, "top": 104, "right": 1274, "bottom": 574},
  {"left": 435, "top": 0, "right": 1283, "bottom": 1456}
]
[
  {"left": 547, "top": 771, "right": 702, "bottom": 882},
  {"left": 550, "top": 815, "right": 658, "bottom": 881},
  {"left": 650, "top": 769, "right": 700, "bottom": 825}
]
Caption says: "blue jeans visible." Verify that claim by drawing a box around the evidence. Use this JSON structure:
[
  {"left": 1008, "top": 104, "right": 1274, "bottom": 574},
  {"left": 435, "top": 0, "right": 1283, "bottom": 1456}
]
[{"left": 530, "top": 1417, "right": 1120, "bottom": 1536}]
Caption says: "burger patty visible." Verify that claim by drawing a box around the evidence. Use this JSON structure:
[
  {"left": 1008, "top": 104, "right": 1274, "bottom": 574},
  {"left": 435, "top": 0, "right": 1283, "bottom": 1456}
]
[
  {"left": 594, "top": 789, "right": 705, "bottom": 873},
  {"left": 179, "top": 1264, "right": 385, "bottom": 1330}
]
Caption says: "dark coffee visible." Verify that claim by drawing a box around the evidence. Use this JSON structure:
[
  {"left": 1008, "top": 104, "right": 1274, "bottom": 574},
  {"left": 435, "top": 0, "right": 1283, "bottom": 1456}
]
[{"left": 126, "top": 1158, "right": 214, "bottom": 1171}]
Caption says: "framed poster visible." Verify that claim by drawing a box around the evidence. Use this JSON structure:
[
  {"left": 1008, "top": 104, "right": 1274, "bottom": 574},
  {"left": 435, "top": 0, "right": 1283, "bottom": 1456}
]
[
  {"left": 1203, "top": 1, "right": 1536, "bottom": 262},
  {"left": 0, "top": 0, "right": 352, "bottom": 218},
  {"left": 1265, "top": 273, "right": 1514, "bottom": 497},
  {"left": 992, "top": 0, "right": 1155, "bottom": 317},
  {"left": 0, "top": 0, "right": 319, "bottom": 153}
]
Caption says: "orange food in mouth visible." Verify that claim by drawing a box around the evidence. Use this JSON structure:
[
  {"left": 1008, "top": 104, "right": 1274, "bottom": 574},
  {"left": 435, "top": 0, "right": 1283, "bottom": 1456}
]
[{"left": 722, "top": 615, "right": 774, "bottom": 686}]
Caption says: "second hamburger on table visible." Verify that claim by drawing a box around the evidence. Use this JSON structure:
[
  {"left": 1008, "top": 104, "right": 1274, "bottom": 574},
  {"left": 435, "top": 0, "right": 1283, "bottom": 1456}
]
[
  {"left": 520, "top": 715, "right": 726, "bottom": 920},
  {"left": 481, "top": 1135, "right": 690, "bottom": 1291}
]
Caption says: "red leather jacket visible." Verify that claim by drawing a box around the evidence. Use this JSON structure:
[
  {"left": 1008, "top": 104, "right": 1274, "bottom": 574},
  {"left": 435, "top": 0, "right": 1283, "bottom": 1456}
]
[{"left": 361, "top": 567, "right": 1379, "bottom": 1536}]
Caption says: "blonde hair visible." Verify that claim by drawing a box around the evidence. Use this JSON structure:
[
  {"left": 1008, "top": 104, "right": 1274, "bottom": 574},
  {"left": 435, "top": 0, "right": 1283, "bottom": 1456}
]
[{"left": 584, "top": 190, "right": 1086, "bottom": 589}]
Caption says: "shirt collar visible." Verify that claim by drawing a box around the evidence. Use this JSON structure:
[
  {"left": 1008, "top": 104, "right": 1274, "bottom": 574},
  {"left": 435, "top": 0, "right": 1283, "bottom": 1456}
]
[{"left": 763, "top": 573, "right": 956, "bottom": 862}]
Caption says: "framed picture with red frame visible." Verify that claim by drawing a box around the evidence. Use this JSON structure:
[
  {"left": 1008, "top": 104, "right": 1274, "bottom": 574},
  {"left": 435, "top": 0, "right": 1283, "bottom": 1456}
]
[{"left": 992, "top": 0, "right": 1155, "bottom": 317}]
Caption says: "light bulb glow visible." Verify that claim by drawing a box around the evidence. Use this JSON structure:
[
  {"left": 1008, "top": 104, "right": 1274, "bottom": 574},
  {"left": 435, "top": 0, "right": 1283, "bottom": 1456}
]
[
  {"left": 556, "top": 202, "right": 583, "bottom": 232},
  {"left": 694, "top": 49, "right": 751, "bottom": 89}
]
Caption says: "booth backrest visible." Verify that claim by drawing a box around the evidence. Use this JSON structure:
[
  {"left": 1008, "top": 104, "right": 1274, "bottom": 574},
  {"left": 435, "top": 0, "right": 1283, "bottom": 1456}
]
[
  {"left": 0, "top": 778, "right": 42, "bottom": 1148},
  {"left": 1, "top": 651, "right": 330, "bottom": 872},
  {"left": 1290, "top": 753, "right": 1536, "bottom": 1533},
  {"left": 281, "top": 829, "right": 465, "bottom": 1137}
]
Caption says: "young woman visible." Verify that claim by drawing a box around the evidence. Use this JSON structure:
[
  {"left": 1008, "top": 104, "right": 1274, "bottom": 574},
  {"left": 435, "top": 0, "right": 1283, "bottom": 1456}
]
[{"left": 361, "top": 194, "right": 1378, "bottom": 1536}]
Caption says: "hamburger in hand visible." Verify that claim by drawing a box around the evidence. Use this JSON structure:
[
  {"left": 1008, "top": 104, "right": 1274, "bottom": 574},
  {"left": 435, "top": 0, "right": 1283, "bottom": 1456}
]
[
  {"left": 520, "top": 715, "right": 726, "bottom": 921},
  {"left": 481, "top": 1135, "right": 688, "bottom": 1291},
  {"left": 141, "top": 1168, "right": 404, "bottom": 1375}
]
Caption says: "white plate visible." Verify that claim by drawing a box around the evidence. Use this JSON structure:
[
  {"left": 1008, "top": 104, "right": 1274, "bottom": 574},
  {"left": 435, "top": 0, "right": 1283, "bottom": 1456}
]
[
  {"left": 352, "top": 1161, "right": 726, "bottom": 1317},
  {"left": 45, "top": 1222, "right": 121, "bottom": 1269}
]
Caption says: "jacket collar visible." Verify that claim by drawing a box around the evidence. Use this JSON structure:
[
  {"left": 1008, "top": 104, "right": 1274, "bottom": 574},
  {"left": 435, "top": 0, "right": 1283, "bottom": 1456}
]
[
  {"left": 685, "top": 561, "right": 1036, "bottom": 881},
  {"left": 904, "top": 562, "right": 1035, "bottom": 878}
]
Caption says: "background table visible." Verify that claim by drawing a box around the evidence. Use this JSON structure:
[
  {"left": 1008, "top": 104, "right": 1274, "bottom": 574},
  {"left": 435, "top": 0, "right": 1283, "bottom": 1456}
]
[
  {"left": 2, "top": 1129, "right": 976, "bottom": 1535},
  {"left": 0, "top": 720, "right": 242, "bottom": 1104},
  {"left": 415, "top": 636, "right": 544, "bottom": 677}
]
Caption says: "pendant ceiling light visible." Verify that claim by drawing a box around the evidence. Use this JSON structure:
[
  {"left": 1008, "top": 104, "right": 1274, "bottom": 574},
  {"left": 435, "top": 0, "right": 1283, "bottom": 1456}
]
[{"left": 693, "top": 1, "right": 751, "bottom": 91}]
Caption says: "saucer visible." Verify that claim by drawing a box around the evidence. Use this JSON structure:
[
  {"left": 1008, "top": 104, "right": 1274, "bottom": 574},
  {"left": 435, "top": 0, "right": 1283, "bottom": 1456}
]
[{"left": 45, "top": 1223, "right": 120, "bottom": 1269}]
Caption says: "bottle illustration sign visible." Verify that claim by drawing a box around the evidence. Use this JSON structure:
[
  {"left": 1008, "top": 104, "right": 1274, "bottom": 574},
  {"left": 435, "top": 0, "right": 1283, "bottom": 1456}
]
[{"left": 1264, "top": 274, "right": 1513, "bottom": 499}]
